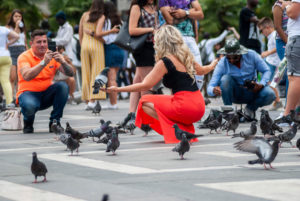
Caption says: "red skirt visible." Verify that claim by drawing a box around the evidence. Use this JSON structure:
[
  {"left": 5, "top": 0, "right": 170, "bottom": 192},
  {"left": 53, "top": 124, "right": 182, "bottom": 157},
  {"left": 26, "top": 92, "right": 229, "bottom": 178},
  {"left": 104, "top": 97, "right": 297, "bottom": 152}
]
[{"left": 135, "top": 90, "right": 205, "bottom": 144}]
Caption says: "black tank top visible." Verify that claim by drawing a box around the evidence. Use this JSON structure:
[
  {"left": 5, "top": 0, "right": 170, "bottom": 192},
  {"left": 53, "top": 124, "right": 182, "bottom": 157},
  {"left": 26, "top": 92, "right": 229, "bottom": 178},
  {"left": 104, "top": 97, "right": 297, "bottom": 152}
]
[{"left": 162, "top": 57, "right": 199, "bottom": 94}]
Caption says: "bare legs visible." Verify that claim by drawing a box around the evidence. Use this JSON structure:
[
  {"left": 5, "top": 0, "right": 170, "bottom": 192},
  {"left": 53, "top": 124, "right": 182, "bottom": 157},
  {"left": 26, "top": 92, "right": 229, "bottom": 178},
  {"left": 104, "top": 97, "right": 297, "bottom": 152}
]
[
  {"left": 9, "top": 65, "right": 17, "bottom": 100},
  {"left": 107, "top": 67, "right": 119, "bottom": 105},
  {"left": 284, "top": 76, "right": 300, "bottom": 116},
  {"left": 129, "top": 67, "right": 153, "bottom": 113},
  {"left": 142, "top": 102, "right": 158, "bottom": 120}
]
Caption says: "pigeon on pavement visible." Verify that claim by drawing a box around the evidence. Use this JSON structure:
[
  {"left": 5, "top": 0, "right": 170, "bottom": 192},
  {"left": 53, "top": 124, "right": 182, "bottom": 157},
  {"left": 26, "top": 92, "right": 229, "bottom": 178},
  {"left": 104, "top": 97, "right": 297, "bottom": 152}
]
[
  {"left": 106, "top": 128, "right": 120, "bottom": 155},
  {"left": 92, "top": 101, "right": 101, "bottom": 115},
  {"left": 50, "top": 119, "right": 64, "bottom": 134},
  {"left": 66, "top": 136, "right": 80, "bottom": 156},
  {"left": 296, "top": 138, "right": 300, "bottom": 151},
  {"left": 31, "top": 152, "right": 48, "bottom": 183},
  {"left": 141, "top": 124, "right": 152, "bottom": 136},
  {"left": 277, "top": 123, "right": 298, "bottom": 147},
  {"left": 222, "top": 113, "right": 239, "bottom": 136},
  {"left": 87, "top": 120, "right": 112, "bottom": 142},
  {"left": 234, "top": 136, "right": 280, "bottom": 169},
  {"left": 65, "top": 122, "right": 88, "bottom": 142},
  {"left": 173, "top": 124, "right": 203, "bottom": 141},
  {"left": 172, "top": 133, "right": 190, "bottom": 160},
  {"left": 232, "top": 121, "right": 257, "bottom": 138},
  {"left": 206, "top": 114, "right": 222, "bottom": 134}
]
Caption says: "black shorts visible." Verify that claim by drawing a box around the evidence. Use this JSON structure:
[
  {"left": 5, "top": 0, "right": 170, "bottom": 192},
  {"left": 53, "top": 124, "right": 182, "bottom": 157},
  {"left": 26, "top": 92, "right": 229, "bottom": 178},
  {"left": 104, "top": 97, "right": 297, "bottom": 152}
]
[{"left": 133, "top": 42, "right": 155, "bottom": 67}]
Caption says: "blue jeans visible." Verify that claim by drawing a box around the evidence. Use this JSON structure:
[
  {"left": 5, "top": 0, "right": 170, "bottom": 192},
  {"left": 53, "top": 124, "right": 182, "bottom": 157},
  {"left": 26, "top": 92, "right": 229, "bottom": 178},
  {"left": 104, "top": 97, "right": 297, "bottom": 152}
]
[
  {"left": 19, "top": 82, "right": 69, "bottom": 124},
  {"left": 276, "top": 38, "right": 289, "bottom": 93},
  {"left": 220, "top": 75, "right": 276, "bottom": 111}
]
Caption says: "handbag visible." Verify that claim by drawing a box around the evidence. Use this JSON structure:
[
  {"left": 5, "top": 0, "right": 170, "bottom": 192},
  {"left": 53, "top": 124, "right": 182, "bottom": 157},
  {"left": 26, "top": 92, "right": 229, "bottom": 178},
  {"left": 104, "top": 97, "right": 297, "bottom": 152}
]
[
  {"left": 114, "top": 10, "right": 148, "bottom": 53},
  {"left": 1, "top": 108, "right": 23, "bottom": 131}
]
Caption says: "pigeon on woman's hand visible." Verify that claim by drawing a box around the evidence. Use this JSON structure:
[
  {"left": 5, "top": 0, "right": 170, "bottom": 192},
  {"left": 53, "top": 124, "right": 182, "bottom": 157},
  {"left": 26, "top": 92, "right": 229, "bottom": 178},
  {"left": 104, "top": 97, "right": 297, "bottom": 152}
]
[
  {"left": 172, "top": 133, "right": 190, "bottom": 160},
  {"left": 92, "top": 67, "right": 110, "bottom": 94},
  {"left": 31, "top": 152, "right": 48, "bottom": 183}
]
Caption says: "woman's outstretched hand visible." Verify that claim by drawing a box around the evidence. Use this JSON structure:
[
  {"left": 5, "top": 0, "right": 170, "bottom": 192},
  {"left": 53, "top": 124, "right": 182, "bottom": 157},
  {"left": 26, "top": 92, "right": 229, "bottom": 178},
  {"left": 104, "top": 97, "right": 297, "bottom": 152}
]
[{"left": 100, "top": 86, "right": 118, "bottom": 93}]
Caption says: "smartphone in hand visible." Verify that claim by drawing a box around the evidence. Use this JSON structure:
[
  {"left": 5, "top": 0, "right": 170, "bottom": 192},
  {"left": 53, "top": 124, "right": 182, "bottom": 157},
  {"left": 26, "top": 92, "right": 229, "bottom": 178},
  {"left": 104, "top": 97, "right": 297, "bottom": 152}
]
[{"left": 48, "top": 41, "right": 57, "bottom": 52}]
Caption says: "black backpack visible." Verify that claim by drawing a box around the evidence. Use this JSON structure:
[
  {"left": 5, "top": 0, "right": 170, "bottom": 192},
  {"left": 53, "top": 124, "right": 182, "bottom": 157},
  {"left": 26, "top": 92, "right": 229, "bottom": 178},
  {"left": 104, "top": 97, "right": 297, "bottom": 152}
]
[{"left": 73, "top": 36, "right": 81, "bottom": 61}]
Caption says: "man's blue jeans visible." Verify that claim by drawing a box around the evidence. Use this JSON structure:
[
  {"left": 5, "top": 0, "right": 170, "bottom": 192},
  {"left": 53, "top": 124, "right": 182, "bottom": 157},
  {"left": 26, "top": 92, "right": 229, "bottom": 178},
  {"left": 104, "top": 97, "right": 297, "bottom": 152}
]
[
  {"left": 18, "top": 81, "right": 69, "bottom": 125},
  {"left": 220, "top": 75, "right": 276, "bottom": 111}
]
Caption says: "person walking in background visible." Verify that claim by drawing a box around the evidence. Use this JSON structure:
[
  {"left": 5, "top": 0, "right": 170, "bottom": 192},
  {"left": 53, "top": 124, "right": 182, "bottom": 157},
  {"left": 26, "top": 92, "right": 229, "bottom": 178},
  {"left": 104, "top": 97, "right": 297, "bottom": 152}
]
[
  {"left": 239, "top": 0, "right": 261, "bottom": 54},
  {"left": 79, "top": 0, "right": 106, "bottom": 110},
  {"left": 119, "top": 0, "right": 158, "bottom": 129},
  {"left": 258, "top": 17, "right": 283, "bottom": 111},
  {"left": 160, "top": 0, "right": 205, "bottom": 88},
  {"left": 6, "top": 9, "right": 27, "bottom": 104},
  {"left": 0, "top": 26, "right": 19, "bottom": 106},
  {"left": 96, "top": 1, "right": 124, "bottom": 110},
  {"left": 53, "top": 11, "right": 73, "bottom": 59},
  {"left": 275, "top": 0, "right": 300, "bottom": 125},
  {"left": 272, "top": 0, "right": 291, "bottom": 100}
]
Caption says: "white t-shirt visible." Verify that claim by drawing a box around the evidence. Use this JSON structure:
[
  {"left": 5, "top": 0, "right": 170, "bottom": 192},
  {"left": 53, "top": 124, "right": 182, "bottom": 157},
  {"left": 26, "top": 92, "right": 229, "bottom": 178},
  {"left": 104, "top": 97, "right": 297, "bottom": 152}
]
[
  {"left": 102, "top": 19, "right": 118, "bottom": 44},
  {"left": 287, "top": 0, "right": 300, "bottom": 38},
  {"left": 8, "top": 28, "right": 25, "bottom": 46},
  {"left": 0, "top": 26, "right": 10, "bottom": 57},
  {"left": 53, "top": 22, "right": 73, "bottom": 58},
  {"left": 266, "top": 31, "right": 281, "bottom": 66}
]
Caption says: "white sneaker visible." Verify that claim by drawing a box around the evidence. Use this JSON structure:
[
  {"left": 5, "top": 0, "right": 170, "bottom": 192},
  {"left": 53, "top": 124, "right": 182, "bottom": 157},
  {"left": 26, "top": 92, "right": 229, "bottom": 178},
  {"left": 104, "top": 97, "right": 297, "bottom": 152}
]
[
  {"left": 85, "top": 102, "right": 96, "bottom": 110},
  {"left": 102, "top": 103, "right": 118, "bottom": 110}
]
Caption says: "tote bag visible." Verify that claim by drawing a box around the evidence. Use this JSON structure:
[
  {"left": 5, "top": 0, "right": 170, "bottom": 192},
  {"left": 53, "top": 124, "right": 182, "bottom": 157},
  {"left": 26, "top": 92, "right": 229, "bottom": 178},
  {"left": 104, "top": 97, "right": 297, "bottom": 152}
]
[
  {"left": 1, "top": 108, "right": 23, "bottom": 131},
  {"left": 114, "top": 11, "right": 147, "bottom": 53}
]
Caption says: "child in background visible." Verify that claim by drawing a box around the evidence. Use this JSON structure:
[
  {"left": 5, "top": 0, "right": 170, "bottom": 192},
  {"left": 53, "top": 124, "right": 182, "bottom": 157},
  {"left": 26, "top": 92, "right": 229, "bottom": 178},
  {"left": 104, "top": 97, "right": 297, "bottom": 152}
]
[
  {"left": 258, "top": 17, "right": 283, "bottom": 111},
  {"left": 55, "top": 45, "right": 76, "bottom": 103}
]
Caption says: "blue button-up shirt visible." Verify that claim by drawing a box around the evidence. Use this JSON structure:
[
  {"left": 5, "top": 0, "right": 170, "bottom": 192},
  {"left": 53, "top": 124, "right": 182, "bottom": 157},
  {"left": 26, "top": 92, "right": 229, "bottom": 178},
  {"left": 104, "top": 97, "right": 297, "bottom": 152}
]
[{"left": 207, "top": 50, "right": 271, "bottom": 96}]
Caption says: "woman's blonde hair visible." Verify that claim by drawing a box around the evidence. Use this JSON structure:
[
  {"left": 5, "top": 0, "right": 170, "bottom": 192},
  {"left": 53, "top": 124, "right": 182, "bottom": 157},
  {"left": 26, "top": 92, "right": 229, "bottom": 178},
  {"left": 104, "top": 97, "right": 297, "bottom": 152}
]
[{"left": 154, "top": 25, "right": 195, "bottom": 79}]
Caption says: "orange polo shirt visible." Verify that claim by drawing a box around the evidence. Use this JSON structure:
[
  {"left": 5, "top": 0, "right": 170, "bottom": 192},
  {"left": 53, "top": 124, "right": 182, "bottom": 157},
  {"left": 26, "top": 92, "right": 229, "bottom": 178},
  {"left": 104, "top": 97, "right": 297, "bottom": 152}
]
[{"left": 16, "top": 49, "right": 60, "bottom": 103}]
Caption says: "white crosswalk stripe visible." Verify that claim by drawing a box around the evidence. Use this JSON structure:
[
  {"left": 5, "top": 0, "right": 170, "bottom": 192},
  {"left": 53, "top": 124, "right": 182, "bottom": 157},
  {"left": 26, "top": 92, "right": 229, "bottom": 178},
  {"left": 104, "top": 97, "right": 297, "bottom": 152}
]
[
  {"left": 0, "top": 180, "right": 86, "bottom": 201},
  {"left": 195, "top": 179, "right": 300, "bottom": 201}
]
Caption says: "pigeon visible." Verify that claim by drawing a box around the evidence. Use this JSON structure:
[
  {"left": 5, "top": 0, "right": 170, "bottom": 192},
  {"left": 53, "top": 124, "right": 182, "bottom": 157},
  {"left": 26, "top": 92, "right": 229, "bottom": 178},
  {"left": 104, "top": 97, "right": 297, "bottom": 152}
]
[
  {"left": 97, "top": 133, "right": 111, "bottom": 144},
  {"left": 92, "top": 67, "right": 109, "bottom": 94},
  {"left": 222, "top": 113, "right": 239, "bottom": 136},
  {"left": 31, "top": 152, "right": 48, "bottom": 183},
  {"left": 172, "top": 133, "right": 190, "bottom": 160},
  {"left": 66, "top": 136, "right": 80, "bottom": 155},
  {"left": 92, "top": 101, "right": 101, "bottom": 115},
  {"left": 260, "top": 110, "right": 273, "bottom": 135},
  {"left": 277, "top": 123, "right": 298, "bottom": 147},
  {"left": 141, "top": 124, "right": 152, "bottom": 136},
  {"left": 106, "top": 128, "right": 120, "bottom": 155},
  {"left": 198, "top": 109, "right": 222, "bottom": 128},
  {"left": 206, "top": 114, "right": 222, "bottom": 134},
  {"left": 173, "top": 124, "right": 203, "bottom": 141},
  {"left": 50, "top": 119, "right": 64, "bottom": 134},
  {"left": 65, "top": 122, "right": 88, "bottom": 142},
  {"left": 101, "top": 194, "right": 109, "bottom": 201},
  {"left": 87, "top": 120, "right": 112, "bottom": 142},
  {"left": 296, "top": 138, "right": 300, "bottom": 150},
  {"left": 234, "top": 136, "right": 280, "bottom": 169},
  {"left": 232, "top": 121, "right": 257, "bottom": 138}
]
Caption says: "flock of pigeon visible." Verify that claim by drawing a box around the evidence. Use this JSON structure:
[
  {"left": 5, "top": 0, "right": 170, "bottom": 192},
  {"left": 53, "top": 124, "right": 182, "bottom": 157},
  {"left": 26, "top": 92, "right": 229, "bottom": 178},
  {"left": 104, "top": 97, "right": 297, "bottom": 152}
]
[{"left": 31, "top": 107, "right": 300, "bottom": 187}]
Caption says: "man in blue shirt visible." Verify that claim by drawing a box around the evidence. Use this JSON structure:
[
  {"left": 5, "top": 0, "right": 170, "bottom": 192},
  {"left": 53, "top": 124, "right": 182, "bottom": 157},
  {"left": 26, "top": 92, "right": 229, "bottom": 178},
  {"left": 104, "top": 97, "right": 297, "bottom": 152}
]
[{"left": 207, "top": 39, "right": 275, "bottom": 119}]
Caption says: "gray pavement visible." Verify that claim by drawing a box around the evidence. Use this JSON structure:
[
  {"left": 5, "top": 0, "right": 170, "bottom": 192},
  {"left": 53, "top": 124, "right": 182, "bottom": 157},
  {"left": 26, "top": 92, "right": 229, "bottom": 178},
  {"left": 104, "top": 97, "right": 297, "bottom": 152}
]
[{"left": 0, "top": 98, "right": 299, "bottom": 201}]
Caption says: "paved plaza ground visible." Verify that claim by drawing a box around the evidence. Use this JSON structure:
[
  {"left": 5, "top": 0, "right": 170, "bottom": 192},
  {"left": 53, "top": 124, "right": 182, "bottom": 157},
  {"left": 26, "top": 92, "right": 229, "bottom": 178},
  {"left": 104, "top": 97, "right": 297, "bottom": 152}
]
[{"left": 0, "top": 98, "right": 299, "bottom": 201}]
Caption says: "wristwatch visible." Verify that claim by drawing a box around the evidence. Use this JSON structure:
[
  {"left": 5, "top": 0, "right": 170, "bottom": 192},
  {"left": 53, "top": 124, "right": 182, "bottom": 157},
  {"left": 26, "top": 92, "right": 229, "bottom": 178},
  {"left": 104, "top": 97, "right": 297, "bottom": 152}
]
[
  {"left": 185, "top": 10, "right": 190, "bottom": 17},
  {"left": 40, "top": 60, "right": 46, "bottom": 67}
]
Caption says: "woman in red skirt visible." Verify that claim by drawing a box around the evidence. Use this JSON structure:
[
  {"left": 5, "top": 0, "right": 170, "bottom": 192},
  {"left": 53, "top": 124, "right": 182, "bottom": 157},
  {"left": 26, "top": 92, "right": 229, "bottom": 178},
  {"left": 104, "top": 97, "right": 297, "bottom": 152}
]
[{"left": 104, "top": 25, "right": 218, "bottom": 144}]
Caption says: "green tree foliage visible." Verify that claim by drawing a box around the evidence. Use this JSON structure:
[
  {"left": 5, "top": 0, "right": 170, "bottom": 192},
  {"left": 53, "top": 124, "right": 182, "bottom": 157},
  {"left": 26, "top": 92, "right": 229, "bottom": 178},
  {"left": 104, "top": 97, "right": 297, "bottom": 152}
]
[
  {"left": 0, "top": 0, "right": 43, "bottom": 30},
  {"left": 47, "top": 0, "right": 92, "bottom": 30},
  {"left": 199, "top": 0, "right": 274, "bottom": 39}
]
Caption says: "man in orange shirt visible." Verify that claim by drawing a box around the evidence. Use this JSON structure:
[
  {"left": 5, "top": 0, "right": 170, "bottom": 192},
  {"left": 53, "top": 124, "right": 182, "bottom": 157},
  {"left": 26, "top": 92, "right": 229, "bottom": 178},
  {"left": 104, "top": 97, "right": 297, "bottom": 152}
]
[{"left": 17, "top": 29, "right": 74, "bottom": 133}]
